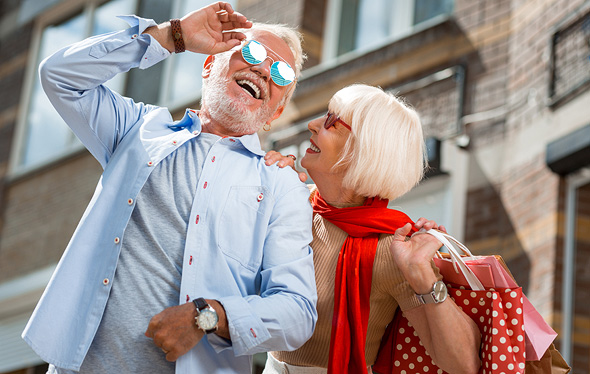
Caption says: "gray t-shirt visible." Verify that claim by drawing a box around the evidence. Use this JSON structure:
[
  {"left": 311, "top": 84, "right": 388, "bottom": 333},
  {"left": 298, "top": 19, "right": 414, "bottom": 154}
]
[{"left": 54, "top": 133, "right": 219, "bottom": 373}]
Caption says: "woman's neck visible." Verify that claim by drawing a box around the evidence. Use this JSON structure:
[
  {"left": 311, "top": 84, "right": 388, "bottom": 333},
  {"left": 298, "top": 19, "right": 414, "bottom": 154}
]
[{"left": 313, "top": 175, "right": 365, "bottom": 207}]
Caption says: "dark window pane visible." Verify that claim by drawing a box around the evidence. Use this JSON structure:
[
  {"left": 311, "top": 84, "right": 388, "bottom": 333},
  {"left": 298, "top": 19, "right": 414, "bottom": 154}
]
[{"left": 414, "top": 0, "right": 453, "bottom": 24}]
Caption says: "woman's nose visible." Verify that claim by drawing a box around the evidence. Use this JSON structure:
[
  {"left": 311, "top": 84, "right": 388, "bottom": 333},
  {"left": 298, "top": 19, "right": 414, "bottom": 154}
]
[{"left": 308, "top": 116, "right": 324, "bottom": 133}]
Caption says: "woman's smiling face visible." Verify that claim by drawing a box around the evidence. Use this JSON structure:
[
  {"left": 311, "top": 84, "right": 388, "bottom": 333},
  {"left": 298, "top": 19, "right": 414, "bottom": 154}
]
[{"left": 301, "top": 112, "right": 352, "bottom": 181}]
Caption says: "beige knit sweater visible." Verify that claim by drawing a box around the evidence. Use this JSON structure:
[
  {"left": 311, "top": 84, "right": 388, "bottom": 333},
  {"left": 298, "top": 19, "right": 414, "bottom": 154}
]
[{"left": 272, "top": 210, "right": 425, "bottom": 368}]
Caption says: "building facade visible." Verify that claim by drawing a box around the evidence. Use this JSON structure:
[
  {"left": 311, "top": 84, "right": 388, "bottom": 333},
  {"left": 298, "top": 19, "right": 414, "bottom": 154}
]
[{"left": 0, "top": 0, "right": 589, "bottom": 372}]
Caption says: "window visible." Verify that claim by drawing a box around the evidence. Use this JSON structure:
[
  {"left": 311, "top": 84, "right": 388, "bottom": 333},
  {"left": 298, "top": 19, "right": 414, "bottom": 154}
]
[
  {"left": 14, "top": 0, "right": 137, "bottom": 173},
  {"left": 161, "top": 0, "right": 236, "bottom": 108},
  {"left": 324, "top": 0, "right": 453, "bottom": 59},
  {"left": 549, "top": 10, "right": 590, "bottom": 107},
  {"left": 13, "top": 0, "right": 240, "bottom": 175}
]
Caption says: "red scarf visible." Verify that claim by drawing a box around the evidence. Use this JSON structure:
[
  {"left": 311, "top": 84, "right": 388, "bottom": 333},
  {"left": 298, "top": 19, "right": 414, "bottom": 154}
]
[{"left": 312, "top": 192, "right": 416, "bottom": 374}]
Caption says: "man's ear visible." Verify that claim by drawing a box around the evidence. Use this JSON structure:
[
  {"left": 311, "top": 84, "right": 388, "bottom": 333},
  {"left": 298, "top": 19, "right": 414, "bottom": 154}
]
[
  {"left": 269, "top": 105, "right": 285, "bottom": 123},
  {"left": 202, "top": 55, "right": 215, "bottom": 78}
]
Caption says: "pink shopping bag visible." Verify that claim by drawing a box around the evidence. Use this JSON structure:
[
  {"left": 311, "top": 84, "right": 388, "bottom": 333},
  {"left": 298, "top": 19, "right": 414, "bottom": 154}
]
[{"left": 431, "top": 232, "right": 557, "bottom": 361}]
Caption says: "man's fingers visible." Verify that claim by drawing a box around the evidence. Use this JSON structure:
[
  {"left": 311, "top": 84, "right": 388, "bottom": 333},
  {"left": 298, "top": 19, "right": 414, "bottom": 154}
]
[{"left": 165, "top": 350, "right": 179, "bottom": 362}]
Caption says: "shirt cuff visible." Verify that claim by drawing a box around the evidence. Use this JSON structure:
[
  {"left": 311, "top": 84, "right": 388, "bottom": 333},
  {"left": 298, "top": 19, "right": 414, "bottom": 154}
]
[
  {"left": 117, "top": 15, "right": 170, "bottom": 69},
  {"left": 216, "top": 296, "right": 272, "bottom": 356}
]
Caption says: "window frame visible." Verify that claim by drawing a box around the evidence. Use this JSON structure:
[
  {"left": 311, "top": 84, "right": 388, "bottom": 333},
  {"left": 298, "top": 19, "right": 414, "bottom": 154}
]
[
  {"left": 321, "top": 0, "right": 451, "bottom": 63},
  {"left": 158, "top": 0, "right": 237, "bottom": 111},
  {"left": 9, "top": 0, "right": 138, "bottom": 179}
]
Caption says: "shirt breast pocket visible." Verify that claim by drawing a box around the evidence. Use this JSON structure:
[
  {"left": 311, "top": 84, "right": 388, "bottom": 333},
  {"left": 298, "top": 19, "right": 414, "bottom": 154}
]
[{"left": 218, "top": 186, "right": 272, "bottom": 272}]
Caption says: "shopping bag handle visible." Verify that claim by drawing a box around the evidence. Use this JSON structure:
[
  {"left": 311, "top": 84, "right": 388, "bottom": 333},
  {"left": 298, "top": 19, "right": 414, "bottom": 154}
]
[{"left": 423, "top": 229, "right": 485, "bottom": 291}]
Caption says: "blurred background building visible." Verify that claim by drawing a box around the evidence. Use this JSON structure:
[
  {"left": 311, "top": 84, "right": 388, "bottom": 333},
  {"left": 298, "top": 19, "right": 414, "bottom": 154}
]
[{"left": 0, "top": 0, "right": 589, "bottom": 373}]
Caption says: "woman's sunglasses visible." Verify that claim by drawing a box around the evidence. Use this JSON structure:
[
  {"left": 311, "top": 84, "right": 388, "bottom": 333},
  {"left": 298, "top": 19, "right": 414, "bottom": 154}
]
[
  {"left": 241, "top": 40, "right": 296, "bottom": 87},
  {"left": 323, "top": 112, "right": 351, "bottom": 131}
]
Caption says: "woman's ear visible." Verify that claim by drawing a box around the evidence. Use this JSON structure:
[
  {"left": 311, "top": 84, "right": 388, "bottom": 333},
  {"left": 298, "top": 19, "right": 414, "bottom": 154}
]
[{"left": 202, "top": 55, "right": 215, "bottom": 78}]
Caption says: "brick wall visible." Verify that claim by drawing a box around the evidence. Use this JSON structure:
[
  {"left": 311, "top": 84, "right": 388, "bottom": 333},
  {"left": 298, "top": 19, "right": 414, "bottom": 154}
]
[
  {"left": 568, "top": 184, "right": 590, "bottom": 373},
  {"left": 0, "top": 1, "right": 33, "bottom": 277},
  {"left": 459, "top": 0, "right": 589, "bottom": 334},
  {"left": 506, "top": 0, "right": 586, "bottom": 134},
  {"left": 0, "top": 154, "right": 102, "bottom": 282},
  {"left": 454, "top": 0, "right": 512, "bottom": 147},
  {"left": 465, "top": 154, "right": 560, "bottom": 319}
]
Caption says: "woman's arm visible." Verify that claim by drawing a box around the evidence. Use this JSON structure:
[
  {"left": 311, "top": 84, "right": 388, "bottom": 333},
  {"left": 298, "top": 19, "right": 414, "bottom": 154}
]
[{"left": 390, "top": 223, "right": 481, "bottom": 374}]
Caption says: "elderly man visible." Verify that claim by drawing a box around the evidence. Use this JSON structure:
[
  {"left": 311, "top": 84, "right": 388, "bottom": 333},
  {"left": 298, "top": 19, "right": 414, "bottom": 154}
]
[{"left": 22, "top": 2, "right": 317, "bottom": 374}]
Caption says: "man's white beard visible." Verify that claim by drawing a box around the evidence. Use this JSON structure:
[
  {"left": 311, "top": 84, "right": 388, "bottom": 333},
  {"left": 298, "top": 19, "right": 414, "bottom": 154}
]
[{"left": 201, "top": 54, "right": 278, "bottom": 135}]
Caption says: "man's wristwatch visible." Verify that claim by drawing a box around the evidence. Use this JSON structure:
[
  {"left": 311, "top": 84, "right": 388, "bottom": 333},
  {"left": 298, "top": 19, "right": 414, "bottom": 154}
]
[
  {"left": 416, "top": 280, "right": 448, "bottom": 304},
  {"left": 193, "top": 298, "right": 218, "bottom": 334}
]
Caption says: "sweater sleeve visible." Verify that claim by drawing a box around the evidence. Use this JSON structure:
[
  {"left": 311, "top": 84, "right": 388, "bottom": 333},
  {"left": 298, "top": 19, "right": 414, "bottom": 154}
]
[{"left": 375, "top": 234, "right": 443, "bottom": 311}]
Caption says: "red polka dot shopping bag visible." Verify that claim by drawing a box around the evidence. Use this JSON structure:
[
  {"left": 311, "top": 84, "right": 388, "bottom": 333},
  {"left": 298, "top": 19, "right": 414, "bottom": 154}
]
[{"left": 374, "top": 229, "right": 527, "bottom": 374}]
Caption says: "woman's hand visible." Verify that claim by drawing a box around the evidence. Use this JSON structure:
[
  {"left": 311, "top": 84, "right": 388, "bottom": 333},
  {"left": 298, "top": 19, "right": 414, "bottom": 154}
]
[
  {"left": 413, "top": 217, "right": 446, "bottom": 234},
  {"left": 391, "top": 221, "right": 481, "bottom": 374},
  {"left": 390, "top": 223, "right": 442, "bottom": 294},
  {"left": 389, "top": 218, "right": 446, "bottom": 294},
  {"left": 264, "top": 150, "right": 308, "bottom": 182}
]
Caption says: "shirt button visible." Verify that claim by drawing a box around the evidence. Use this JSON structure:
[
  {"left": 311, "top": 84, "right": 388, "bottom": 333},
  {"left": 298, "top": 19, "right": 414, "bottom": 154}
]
[
  {"left": 114, "top": 237, "right": 120, "bottom": 244},
  {"left": 257, "top": 193, "right": 264, "bottom": 202},
  {"left": 127, "top": 198, "right": 133, "bottom": 205},
  {"left": 203, "top": 181, "right": 208, "bottom": 189},
  {"left": 195, "top": 215, "right": 200, "bottom": 224},
  {"left": 193, "top": 131, "right": 198, "bottom": 135},
  {"left": 172, "top": 140, "right": 178, "bottom": 145},
  {"left": 103, "top": 278, "right": 110, "bottom": 285},
  {"left": 211, "top": 156, "right": 215, "bottom": 162},
  {"left": 131, "top": 34, "right": 138, "bottom": 39},
  {"left": 147, "top": 161, "right": 154, "bottom": 167}
]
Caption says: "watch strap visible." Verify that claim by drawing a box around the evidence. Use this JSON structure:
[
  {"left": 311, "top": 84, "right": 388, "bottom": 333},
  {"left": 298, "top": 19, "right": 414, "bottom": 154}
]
[
  {"left": 417, "top": 292, "right": 437, "bottom": 304},
  {"left": 192, "top": 297, "right": 217, "bottom": 334},
  {"left": 193, "top": 297, "right": 208, "bottom": 311},
  {"left": 170, "top": 19, "right": 185, "bottom": 53},
  {"left": 416, "top": 281, "right": 447, "bottom": 305}
]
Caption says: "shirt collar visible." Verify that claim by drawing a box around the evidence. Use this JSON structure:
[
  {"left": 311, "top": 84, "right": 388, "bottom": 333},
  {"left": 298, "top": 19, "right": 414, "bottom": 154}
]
[{"left": 169, "top": 109, "right": 265, "bottom": 157}]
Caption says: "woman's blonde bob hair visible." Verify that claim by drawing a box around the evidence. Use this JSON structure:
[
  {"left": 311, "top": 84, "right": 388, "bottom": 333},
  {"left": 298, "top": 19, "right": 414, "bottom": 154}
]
[{"left": 330, "top": 84, "right": 427, "bottom": 201}]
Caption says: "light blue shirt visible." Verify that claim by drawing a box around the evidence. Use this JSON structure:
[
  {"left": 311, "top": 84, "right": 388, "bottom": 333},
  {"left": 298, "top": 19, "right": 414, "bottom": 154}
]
[{"left": 22, "top": 16, "right": 317, "bottom": 373}]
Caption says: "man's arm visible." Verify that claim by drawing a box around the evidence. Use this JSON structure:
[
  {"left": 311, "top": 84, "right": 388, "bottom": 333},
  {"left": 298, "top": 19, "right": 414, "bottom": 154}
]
[
  {"left": 39, "top": 16, "right": 163, "bottom": 168},
  {"left": 39, "top": 2, "right": 251, "bottom": 168},
  {"left": 144, "top": 299, "right": 229, "bottom": 362},
  {"left": 144, "top": 177, "right": 317, "bottom": 360},
  {"left": 217, "top": 181, "right": 317, "bottom": 355}
]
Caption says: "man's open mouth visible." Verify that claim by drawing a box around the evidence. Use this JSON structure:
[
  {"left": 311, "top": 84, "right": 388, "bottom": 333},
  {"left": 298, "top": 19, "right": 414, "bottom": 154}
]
[{"left": 237, "top": 80, "right": 261, "bottom": 99}]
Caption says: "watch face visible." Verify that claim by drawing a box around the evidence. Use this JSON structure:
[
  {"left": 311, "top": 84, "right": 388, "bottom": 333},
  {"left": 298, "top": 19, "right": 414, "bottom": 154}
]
[
  {"left": 197, "top": 308, "right": 218, "bottom": 330},
  {"left": 433, "top": 281, "right": 448, "bottom": 302}
]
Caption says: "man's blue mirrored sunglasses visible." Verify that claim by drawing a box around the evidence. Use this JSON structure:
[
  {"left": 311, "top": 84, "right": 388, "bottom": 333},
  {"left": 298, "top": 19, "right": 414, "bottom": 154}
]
[{"left": 240, "top": 40, "right": 296, "bottom": 87}]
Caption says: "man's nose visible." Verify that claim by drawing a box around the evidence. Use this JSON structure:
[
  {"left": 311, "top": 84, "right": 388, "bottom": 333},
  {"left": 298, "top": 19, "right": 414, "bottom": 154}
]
[{"left": 250, "top": 58, "right": 273, "bottom": 80}]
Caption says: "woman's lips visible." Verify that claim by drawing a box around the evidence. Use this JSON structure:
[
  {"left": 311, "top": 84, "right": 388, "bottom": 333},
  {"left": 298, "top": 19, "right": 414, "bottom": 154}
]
[{"left": 307, "top": 139, "right": 320, "bottom": 153}]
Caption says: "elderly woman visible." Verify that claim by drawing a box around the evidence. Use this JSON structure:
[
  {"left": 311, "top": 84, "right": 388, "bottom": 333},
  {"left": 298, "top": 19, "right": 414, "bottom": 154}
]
[{"left": 263, "top": 84, "right": 481, "bottom": 374}]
